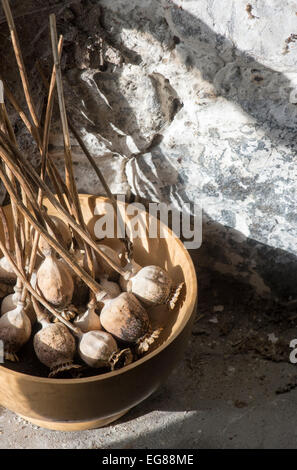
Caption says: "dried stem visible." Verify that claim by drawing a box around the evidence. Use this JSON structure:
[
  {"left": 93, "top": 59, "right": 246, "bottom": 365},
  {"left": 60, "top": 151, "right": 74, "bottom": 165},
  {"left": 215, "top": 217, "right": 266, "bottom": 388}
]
[
  {"left": 0, "top": 99, "right": 28, "bottom": 252},
  {"left": 1, "top": 0, "right": 41, "bottom": 144},
  {"left": 0, "top": 10, "right": 72, "bottom": 214},
  {"left": 0, "top": 130, "right": 126, "bottom": 277},
  {"left": 23, "top": 35, "right": 65, "bottom": 303},
  {"left": 0, "top": 230, "right": 80, "bottom": 336},
  {"left": 49, "top": 14, "right": 93, "bottom": 274},
  {"left": 0, "top": 161, "right": 105, "bottom": 297},
  {"left": 68, "top": 120, "right": 132, "bottom": 259},
  {"left": 0, "top": 76, "right": 39, "bottom": 143},
  {"left": 0, "top": 104, "right": 24, "bottom": 285},
  {"left": 49, "top": 14, "right": 82, "bottom": 225},
  {"left": 0, "top": 206, "right": 11, "bottom": 252},
  {"left": 40, "top": 35, "right": 70, "bottom": 212},
  {"left": 0, "top": 76, "right": 72, "bottom": 213},
  {"left": 36, "top": 59, "right": 132, "bottom": 259}
]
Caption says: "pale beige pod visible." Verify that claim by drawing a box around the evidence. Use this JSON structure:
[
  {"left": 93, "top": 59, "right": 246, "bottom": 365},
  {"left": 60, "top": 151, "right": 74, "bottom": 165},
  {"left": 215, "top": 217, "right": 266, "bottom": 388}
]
[
  {"left": 33, "top": 317, "right": 80, "bottom": 378},
  {"left": 125, "top": 265, "right": 183, "bottom": 310},
  {"left": 99, "top": 277, "right": 121, "bottom": 299},
  {"left": 78, "top": 330, "right": 132, "bottom": 370},
  {"left": 74, "top": 301, "right": 102, "bottom": 333},
  {"left": 1, "top": 286, "right": 36, "bottom": 325},
  {"left": 0, "top": 301, "right": 32, "bottom": 361},
  {"left": 0, "top": 255, "right": 17, "bottom": 282},
  {"left": 36, "top": 253, "right": 74, "bottom": 309},
  {"left": 1, "top": 284, "right": 22, "bottom": 315}
]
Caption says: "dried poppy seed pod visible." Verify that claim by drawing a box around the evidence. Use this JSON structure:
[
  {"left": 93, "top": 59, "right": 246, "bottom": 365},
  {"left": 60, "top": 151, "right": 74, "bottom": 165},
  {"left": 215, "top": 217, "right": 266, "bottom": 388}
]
[
  {"left": 0, "top": 255, "right": 17, "bottom": 282},
  {"left": 74, "top": 301, "right": 102, "bottom": 333},
  {"left": 99, "top": 277, "right": 121, "bottom": 299},
  {"left": 125, "top": 265, "right": 183, "bottom": 310},
  {"left": 78, "top": 329, "right": 132, "bottom": 370},
  {"left": 0, "top": 284, "right": 36, "bottom": 325},
  {"left": 38, "top": 216, "right": 72, "bottom": 256},
  {"left": 100, "top": 292, "right": 161, "bottom": 354},
  {"left": 36, "top": 252, "right": 74, "bottom": 309},
  {"left": 34, "top": 315, "right": 80, "bottom": 378},
  {"left": 1, "top": 283, "right": 22, "bottom": 315},
  {"left": 0, "top": 301, "right": 32, "bottom": 361}
]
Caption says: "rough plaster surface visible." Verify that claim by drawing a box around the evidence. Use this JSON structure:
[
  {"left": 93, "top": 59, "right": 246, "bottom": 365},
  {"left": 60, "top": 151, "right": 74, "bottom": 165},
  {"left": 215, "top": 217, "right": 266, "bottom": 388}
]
[
  {"left": 1, "top": 268, "right": 297, "bottom": 449},
  {"left": 0, "top": 0, "right": 297, "bottom": 301}
]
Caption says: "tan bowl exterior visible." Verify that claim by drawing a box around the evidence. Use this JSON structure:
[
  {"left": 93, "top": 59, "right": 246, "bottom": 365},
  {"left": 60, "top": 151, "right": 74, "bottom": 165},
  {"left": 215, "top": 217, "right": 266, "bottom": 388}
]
[{"left": 0, "top": 195, "right": 197, "bottom": 430}]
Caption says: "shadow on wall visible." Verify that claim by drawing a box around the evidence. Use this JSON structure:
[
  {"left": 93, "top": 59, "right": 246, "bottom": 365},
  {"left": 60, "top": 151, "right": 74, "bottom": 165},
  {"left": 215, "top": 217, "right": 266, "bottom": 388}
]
[
  {"left": 134, "top": 146, "right": 297, "bottom": 302},
  {"left": 99, "top": 0, "right": 297, "bottom": 150},
  {"left": 108, "top": 1, "right": 297, "bottom": 301}
]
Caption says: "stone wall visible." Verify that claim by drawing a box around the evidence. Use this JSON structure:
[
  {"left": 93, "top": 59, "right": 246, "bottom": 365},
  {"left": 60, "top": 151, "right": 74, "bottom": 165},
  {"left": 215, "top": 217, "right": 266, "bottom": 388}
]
[{"left": 0, "top": 0, "right": 297, "bottom": 301}]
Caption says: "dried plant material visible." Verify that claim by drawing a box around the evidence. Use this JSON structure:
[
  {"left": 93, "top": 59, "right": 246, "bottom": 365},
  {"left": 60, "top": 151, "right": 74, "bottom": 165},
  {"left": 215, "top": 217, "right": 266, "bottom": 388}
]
[
  {"left": 0, "top": 254, "right": 17, "bottom": 282},
  {"left": 0, "top": 140, "right": 126, "bottom": 279},
  {"left": 168, "top": 282, "right": 184, "bottom": 310},
  {"left": 83, "top": 248, "right": 101, "bottom": 279},
  {"left": 0, "top": 300, "right": 31, "bottom": 361},
  {"left": 0, "top": 233, "right": 83, "bottom": 338},
  {"left": 1, "top": 0, "right": 40, "bottom": 134},
  {"left": 0, "top": 281, "right": 14, "bottom": 299},
  {"left": 0, "top": 2, "right": 187, "bottom": 382},
  {"left": 78, "top": 329, "right": 132, "bottom": 370},
  {"left": 1, "top": 281, "right": 36, "bottom": 324},
  {"left": 36, "top": 60, "right": 133, "bottom": 259},
  {"left": 125, "top": 265, "right": 172, "bottom": 307},
  {"left": 120, "top": 259, "right": 142, "bottom": 291},
  {"left": 38, "top": 215, "right": 72, "bottom": 255},
  {"left": 36, "top": 252, "right": 74, "bottom": 309},
  {"left": 122, "top": 263, "right": 182, "bottom": 309},
  {"left": 24, "top": 299, "right": 36, "bottom": 325},
  {"left": 74, "top": 301, "right": 101, "bottom": 333},
  {"left": 0, "top": 206, "right": 11, "bottom": 252},
  {"left": 1, "top": 283, "right": 22, "bottom": 315},
  {"left": 99, "top": 277, "right": 121, "bottom": 300},
  {"left": 100, "top": 293, "right": 149, "bottom": 343},
  {"left": 136, "top": 327, "right": 163, "bottom": 355},
  {"left": 52, "top": 304, "right": 78, "bottom": 323},
  {"left": 33, "top": 312, "right": 80, "bottom": 378}
]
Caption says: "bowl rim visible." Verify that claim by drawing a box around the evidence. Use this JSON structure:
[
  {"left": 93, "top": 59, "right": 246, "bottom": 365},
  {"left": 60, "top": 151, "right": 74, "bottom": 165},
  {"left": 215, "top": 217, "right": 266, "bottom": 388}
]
[{"left": 0, "top": 195, "right": 198, "bottom": 384}]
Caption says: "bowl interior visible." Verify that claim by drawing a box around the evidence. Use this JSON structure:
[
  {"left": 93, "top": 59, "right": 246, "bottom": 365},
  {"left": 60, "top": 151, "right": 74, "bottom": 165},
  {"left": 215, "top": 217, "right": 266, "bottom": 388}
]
[{"left": 0, "top": 195, "right": 197, "bottom": 378}]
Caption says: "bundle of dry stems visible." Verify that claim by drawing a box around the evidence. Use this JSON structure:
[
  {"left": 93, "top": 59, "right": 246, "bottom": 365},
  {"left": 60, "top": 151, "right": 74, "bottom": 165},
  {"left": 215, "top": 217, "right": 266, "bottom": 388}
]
[{"left": 0, "top": 0, "right": 183, "bottom": 378}]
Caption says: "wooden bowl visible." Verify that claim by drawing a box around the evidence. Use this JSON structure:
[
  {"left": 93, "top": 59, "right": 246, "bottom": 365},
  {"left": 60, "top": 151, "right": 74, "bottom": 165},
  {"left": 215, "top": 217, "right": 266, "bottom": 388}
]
[{"left": 0, "top": 195, "right": 197, "bottom": 431}]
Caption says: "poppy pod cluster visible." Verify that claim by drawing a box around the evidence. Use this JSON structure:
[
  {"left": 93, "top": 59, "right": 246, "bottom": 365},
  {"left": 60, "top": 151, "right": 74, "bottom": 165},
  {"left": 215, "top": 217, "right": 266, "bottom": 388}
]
[{"left": 0, "top": 214, "right": 183, "bottom": 377}]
